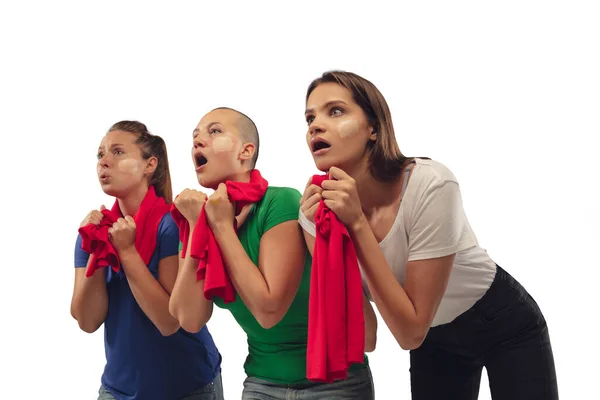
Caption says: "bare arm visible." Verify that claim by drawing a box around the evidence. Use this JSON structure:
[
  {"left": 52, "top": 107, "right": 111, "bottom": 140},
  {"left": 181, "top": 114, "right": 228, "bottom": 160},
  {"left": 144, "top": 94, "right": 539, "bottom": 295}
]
[
  {"left": 212, "top": 220, "right": 306, "bottom": 329},
  {"left": 119, "top": 249, "right": 181, "bottom": 336},
  {"left": 168, "top": 225, "right": 214, "bottom": 333},
  {"left": 363, "top": 291, "right": 378, "bottom": 352},
  {"left": 71, "top": 209, "right": 109, "bottom": 333},
  {"left": 302, "top": 230, "right": 315, "bottom": 258},
  {"left": 350, "top": 219, "right": 453, "bottom": 350},
  {"left": 70, "top": 259, "right": 108, "bottom": 333}
]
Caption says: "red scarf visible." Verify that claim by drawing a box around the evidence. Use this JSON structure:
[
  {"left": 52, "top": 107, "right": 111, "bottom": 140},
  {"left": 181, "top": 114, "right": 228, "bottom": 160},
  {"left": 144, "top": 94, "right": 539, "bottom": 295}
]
[
  {"left": 79, "top": 186, "right": 171, "bottom": 278},
  {"left": 170, "top": 170, "right": 269, "bottom": 303},
  {"left": 306, "top": 174, "right": 365, "bottom": 382}
]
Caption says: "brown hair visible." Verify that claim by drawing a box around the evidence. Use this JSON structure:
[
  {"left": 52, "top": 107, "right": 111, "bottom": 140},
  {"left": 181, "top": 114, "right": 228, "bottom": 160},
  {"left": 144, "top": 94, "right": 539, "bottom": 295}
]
[
  {"left": 306, "top": 71, "right": 410, "bottom": 182},
  {"left": 108, "top": 121, "right": 173, "bottom": 203}
]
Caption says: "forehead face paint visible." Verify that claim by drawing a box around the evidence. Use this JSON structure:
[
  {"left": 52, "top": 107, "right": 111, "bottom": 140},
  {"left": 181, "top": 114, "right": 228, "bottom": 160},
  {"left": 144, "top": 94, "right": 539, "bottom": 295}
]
[
  {"left": 212, "top": 135, "right": 235, "bottom": 153},
  {"left": 338, "top": 119, "right": 360, "bottom": 138}
]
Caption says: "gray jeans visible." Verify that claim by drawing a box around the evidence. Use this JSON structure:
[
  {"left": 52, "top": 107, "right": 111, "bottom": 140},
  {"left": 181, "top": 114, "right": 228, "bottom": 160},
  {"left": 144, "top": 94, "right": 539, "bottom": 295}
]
[
  {"left": 98, "top": 372, "right": 224, "bottom": 400},
  {"left": 242, "top": 366, "right": 374, "bottom": 400}
]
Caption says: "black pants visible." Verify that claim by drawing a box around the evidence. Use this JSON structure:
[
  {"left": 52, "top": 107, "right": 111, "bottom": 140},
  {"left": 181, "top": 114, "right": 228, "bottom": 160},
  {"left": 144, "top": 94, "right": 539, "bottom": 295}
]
[{"left": 410, "top": 266, "right": 558, "bottom": 399}]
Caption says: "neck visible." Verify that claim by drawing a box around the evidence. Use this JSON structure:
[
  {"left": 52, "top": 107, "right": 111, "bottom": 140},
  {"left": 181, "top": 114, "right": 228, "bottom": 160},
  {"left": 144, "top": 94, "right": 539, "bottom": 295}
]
[
  {"left": 117, "top": 185, "right": 149, "bottom": 217},
  {"left": 226, "top": 169, "right": 252, "bottom": 184},
  {"left": 343, "top": 158, "right": 402, "bottom": 216}
]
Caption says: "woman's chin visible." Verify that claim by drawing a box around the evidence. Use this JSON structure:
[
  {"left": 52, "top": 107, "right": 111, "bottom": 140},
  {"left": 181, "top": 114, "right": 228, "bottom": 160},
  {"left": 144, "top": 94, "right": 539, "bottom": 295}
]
[
  {"left": 100, "top": 182, "right": 133, "bottom": 199},
  {"left": 197, "top": 175, "right": 219, "bottom": 191},
  {"left": 314, "top": 159, "right": 334, "bottom": 173},
  {"left": 100, "top": 184, "right": 118, "bottom": 198},
  {"left": 102, "top": 189, "right": 126, "bottom": 199}
]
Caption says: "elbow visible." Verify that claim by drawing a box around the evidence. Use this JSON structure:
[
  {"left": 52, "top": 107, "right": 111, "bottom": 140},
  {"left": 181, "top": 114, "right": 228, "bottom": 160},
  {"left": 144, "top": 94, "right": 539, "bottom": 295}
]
[
  {"left": 365, "top": 341, "right": 377, "bottom": 353},
  {"left": 364, "top": 324, "right": 377, "bottom": 352},
  {"left": 256, "top": 313, "right": 281, "bottom": 330},
  {"left": 158, "top": 320, "right": 181, "bottom": 337},
  {"left": 179, "top": 316, "right": 206, "bottom": 334},
  {"left": 399, "top": 338, "right": 422, "bottom": 351},
  {"left": 389, "top": 321, "right": 428, "bottom": 350},
  {"left": 79, "top": 322, "right": 102, "bottom": 334},
  {"left": 169, "top": 298, "right": 210, "bottom": 334},
  {"left": 365, "top": 334, "right": 377, "bottom": 352},
  {"left": 255, "top": 308, "right": 284, "bottom": 330},
  {"left": 71, "top": 305, "right": 103, "bottom": 333},
  {"left": 174, "top": 306, "right": 211, "bottom": 334},
  {"left": 76, "top": 316, "right": 103, "bottom": 333},
  {"left": 252, "top": 296, "right": 287, "bottom": 329},
  {"left": 397, "top": 331, "right": 427, "bottom": 351}
]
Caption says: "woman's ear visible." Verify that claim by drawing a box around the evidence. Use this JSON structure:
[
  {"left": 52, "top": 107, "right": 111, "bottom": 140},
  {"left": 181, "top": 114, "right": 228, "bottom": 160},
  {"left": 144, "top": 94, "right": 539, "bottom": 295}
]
[
  {"left": 369, "top": 127, "right": 377, "bottom": 142},
  {"left": 144, "top": 156, "right": 158, "bottom": 175},
  {"left": 239, "top": 142, "right": 256, "bottom": 162}
]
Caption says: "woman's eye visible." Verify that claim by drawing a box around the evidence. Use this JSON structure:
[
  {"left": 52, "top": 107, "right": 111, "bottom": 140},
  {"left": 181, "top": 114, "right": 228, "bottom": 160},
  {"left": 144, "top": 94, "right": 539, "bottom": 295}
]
[
  {"left": 331, "top": 107, "right": 343, "bottom": 116},
  {"left": 306, "top": 116, "right": 314, "bottom": 125}
]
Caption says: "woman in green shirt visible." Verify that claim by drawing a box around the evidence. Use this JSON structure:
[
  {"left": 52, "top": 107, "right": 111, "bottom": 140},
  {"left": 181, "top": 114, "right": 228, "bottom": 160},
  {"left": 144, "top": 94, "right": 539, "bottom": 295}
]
[{"left": 169, "top": 107, "right": 377, "bottom": 399}]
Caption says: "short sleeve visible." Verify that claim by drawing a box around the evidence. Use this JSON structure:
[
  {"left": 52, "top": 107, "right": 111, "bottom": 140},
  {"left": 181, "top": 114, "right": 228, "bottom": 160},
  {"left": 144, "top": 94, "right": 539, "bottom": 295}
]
[
  {"left": 157, "top": 213, "right": 181, "bottom": 260},
  {"left": 264, "top": 188, "right": 303, "bottom": 233},
  {"left": 74, "top": 234, "right": 90, "bottom": 268},
  {"left": 298, "top": 208, "right": 316, "bottom": 237},
  {"left": 407, "top": 181, "right": 476, "bottom": 261}
]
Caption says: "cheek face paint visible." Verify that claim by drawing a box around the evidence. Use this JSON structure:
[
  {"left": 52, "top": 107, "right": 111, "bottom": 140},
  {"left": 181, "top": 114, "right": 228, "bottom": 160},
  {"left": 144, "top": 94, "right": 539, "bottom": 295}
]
[
  {"left": 212, "top": 135, "right": 235, "bottom": 153},
  {"left": 338, "top": 119, "right": 360, "bottom": 138},
  {"left": 117, "top": 159, "right": 141, "bottom": 175}
]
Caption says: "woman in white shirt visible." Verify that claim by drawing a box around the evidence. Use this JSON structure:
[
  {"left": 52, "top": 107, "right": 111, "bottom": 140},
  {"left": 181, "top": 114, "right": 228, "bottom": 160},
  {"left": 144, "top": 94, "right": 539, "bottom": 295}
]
[{"left": 298, "top": 70, "right": 558, "bottom": 400}]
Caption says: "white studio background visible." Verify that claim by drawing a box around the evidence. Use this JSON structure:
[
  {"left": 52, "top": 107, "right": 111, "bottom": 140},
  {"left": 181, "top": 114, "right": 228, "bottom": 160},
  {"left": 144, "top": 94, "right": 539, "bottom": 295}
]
[{"left": 1, "top": 1, "right": 598, "bottom": 399}]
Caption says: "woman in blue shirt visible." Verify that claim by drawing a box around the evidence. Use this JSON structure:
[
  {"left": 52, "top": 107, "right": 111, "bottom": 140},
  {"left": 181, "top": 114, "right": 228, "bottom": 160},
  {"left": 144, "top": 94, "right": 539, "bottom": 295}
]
[{"left": 70, "top": 120, "right": 223, "bottom": 400}]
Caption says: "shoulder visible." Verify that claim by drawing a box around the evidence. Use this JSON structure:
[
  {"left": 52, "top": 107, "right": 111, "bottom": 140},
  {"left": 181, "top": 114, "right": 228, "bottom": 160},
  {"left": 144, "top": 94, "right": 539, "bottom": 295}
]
[
  {"left": 254, "top": 186, "right": 302, "bottom": 232},
  {"left": 74, "top": 233, "right": 89, "bottom": 267},
  {"left": 263, "top": 186, "right": 302, "bottom": 202},
  {"left": 259, "top": 186, "right": 302, "bottom": 212},
  {"left": 408, "top": 158, "right": 460, "bottom": 196},
  {"left": 157, "top": 211, "right": 179, "bottom": 236},
  {"left": 156, "top": 211, "right": 180, "bottom": 258},
  {"left": 412, "top": 158, "right": 459, "bottom": 186}
]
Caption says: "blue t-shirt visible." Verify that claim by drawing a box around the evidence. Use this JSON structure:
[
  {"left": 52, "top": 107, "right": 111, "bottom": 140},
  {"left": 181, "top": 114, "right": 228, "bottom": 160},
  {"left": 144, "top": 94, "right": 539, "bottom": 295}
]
[{"left": 74, "top": 213, "right": 221, "bottom": 400}]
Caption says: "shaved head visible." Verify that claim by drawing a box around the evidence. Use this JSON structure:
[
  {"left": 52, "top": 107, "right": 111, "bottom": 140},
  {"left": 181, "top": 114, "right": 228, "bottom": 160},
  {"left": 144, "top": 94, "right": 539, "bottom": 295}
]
[{"left": 212, "top": 107, "right": 259, "bottom": 168}]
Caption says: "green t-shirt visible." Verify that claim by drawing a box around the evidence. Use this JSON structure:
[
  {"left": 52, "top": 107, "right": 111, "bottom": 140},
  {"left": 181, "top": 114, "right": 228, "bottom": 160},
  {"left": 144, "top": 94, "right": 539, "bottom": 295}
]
[{"left": 181, "top": 186, "right": 367, "bottom": 384}]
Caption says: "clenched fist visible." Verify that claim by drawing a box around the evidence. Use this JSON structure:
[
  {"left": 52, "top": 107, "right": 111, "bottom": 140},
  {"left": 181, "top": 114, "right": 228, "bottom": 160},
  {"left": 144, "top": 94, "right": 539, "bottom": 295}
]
[
  {"left": 204, "top": 183, "right": 235, "bottom": 231},
  {"left": 80, "top": 205, "right": 107, "bottom": 228},
  {"left": 299, "top": 178, "right": 323, "bottom": 223},
  {"left": 108, "top": 216, "right": 136, "bottom": 254},
  {"left": 174, "top": 188, "right": 207, "bottom": 224}
]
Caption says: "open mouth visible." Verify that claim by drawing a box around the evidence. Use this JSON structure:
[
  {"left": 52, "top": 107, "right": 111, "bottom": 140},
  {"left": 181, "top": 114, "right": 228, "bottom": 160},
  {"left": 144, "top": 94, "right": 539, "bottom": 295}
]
[
  {"left": 195, "top": 153, "right": 208, "bottom": 169},
  {"left": 311, "top": 138, "right": 331, "bottom": 153}
]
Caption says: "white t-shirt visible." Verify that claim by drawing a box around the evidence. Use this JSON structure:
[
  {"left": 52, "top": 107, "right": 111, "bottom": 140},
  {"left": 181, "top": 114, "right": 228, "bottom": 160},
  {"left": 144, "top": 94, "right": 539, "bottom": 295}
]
[{"left": 298, "top": 158, "right": 497, "bottom": 327}]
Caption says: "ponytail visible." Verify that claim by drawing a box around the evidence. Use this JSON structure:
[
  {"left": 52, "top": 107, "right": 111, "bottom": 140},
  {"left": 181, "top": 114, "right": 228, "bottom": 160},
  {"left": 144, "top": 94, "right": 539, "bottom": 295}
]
[{"left": 148, "top": 135, "right": 173, "bottom": 203}]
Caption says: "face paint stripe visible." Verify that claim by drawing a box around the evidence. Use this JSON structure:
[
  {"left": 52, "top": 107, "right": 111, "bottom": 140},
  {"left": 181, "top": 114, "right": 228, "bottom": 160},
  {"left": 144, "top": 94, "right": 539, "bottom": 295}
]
[
  {"left": 117, "top": 159, "right": 141, "bottom": 175},
  {"left": 338, "top": 119, "right": 360, "bottom": 138},
  {"left": 212, "top": 136, "right": 235, "bottom": 153}
]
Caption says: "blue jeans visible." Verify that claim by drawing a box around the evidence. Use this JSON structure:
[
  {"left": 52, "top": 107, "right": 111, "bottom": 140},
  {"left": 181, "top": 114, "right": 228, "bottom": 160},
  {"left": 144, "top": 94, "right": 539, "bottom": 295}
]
[
  {"left": 242, "top": 366, "right": 374, "bottom": 400},
  {"left": 98, "top": 372, "right": 224, "bottom": 400}
]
